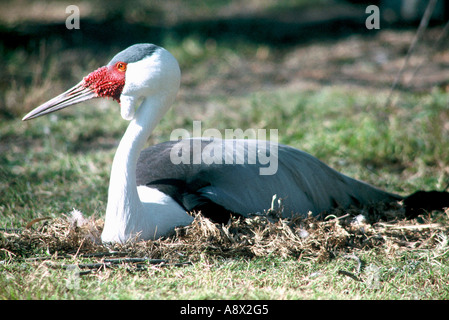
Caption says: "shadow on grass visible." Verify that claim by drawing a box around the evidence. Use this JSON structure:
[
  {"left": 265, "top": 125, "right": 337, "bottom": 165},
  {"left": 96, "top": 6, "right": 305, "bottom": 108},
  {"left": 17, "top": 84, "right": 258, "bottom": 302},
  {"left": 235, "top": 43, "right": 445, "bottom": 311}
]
[
  {"left": 4, "top": 0, "right": 446, "bottom": 54},
  {"left": 1, "top": 2, "right": 380, "bottom": 54}
]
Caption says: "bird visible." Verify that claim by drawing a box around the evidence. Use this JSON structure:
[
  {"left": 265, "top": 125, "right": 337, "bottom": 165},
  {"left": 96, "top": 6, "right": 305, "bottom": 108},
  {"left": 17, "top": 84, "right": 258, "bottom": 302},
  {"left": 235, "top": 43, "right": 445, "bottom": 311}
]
[{"left": 22, "top": 43, "right": 449, "bottom": 243}]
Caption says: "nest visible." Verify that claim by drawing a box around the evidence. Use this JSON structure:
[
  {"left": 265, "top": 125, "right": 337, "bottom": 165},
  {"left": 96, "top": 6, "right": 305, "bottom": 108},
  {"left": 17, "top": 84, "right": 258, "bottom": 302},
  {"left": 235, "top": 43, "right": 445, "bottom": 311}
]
[{"left": 1, "top": 204, "right": 448, "bottom": 264}]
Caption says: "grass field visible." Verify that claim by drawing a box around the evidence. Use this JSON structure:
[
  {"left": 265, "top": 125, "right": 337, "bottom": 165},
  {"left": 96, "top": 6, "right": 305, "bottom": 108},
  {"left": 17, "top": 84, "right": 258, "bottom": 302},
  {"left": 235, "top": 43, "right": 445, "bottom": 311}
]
[{"left": 1, "top": 0, "right": 449, "bottom": 302}]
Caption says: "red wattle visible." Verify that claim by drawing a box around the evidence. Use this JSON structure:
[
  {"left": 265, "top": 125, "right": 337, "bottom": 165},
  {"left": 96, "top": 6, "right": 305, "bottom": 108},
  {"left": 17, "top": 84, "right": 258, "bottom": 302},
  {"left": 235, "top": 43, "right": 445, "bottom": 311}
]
[{"left": 83, "top": 65, "right": 125, "bottom": 103}]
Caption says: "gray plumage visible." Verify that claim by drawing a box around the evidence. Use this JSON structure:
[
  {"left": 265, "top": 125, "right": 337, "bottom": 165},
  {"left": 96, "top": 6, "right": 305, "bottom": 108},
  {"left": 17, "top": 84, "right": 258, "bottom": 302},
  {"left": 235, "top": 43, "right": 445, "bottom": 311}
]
[
  {"left": 136, "top": 138, "right": 402, "bottom": 222},
  {"left": 107, "top": 44, "right": 160, "bottom": 66}
]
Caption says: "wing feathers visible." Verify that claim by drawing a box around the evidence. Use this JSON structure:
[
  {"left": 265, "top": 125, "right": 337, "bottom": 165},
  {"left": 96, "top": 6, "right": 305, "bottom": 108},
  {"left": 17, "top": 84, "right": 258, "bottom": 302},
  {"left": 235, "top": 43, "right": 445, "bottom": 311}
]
[{"left": 136, "top": 139, "right": 401, "bottom": 219}]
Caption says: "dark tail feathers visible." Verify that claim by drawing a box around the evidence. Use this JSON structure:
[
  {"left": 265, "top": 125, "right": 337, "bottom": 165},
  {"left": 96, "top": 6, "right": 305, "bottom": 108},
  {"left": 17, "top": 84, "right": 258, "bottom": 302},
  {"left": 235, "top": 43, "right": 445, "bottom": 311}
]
[{"left": 403, "top": 190, "right": 449, "bottom": 219}]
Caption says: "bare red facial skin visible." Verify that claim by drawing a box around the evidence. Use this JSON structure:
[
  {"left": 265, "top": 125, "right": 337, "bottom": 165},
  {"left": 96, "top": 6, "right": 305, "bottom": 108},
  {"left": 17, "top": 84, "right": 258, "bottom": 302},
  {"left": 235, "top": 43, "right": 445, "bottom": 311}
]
[{"left": 83, "top": 62, "right": 127, "bottom": 103}]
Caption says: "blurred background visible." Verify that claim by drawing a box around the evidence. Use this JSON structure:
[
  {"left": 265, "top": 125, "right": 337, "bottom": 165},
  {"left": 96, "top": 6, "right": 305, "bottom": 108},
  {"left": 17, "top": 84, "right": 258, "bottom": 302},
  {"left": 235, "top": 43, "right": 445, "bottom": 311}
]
[{"left": 1, "top": 0, "right": 449, "bottom": 118}]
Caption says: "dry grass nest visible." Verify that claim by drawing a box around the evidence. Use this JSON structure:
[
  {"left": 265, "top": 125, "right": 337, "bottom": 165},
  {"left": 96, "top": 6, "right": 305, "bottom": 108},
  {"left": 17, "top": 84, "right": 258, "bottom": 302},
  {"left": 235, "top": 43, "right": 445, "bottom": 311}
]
[{"left": 1, "top": 203, "right": 449, "bottom": 264}]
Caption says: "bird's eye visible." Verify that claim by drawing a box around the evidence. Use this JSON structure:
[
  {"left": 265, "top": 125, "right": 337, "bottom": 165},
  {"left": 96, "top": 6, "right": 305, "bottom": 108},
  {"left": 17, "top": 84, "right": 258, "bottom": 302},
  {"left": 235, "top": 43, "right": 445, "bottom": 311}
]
[{"left": 116, "top": 62, "right": 127, "bottom": 72}]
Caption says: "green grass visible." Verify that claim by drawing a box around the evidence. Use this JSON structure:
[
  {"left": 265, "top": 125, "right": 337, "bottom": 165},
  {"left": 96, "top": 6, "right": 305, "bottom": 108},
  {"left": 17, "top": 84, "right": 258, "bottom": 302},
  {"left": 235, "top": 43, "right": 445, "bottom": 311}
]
[
  {"left": 2, "top": 250, "right": 448, "bottom": 300},
  {"left": 2, "top": 79, "right": 449, "bottom": 300},
  {"left": 2, "top": 82, "right": 449, "bottom": 300},
  {"left": 2, "top": 0, "right": 449, "bottom": 301}
]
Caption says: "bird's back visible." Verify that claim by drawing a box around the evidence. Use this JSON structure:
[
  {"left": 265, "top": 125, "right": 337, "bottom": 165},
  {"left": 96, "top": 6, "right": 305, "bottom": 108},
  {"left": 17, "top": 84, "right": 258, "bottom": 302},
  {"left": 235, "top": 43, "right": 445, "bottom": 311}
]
[{"left": 136, "top": 138, "right": 401, "bottom": 220}]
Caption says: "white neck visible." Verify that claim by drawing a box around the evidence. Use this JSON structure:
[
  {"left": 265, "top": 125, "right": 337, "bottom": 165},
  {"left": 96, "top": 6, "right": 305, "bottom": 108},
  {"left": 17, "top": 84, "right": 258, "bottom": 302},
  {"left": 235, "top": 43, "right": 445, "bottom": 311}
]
[
  {"left": 100, "top": 47, "right": 194, "bottom": 243},
  {"left": 101, "top": 96, "right": 168, "bottom": 243}
]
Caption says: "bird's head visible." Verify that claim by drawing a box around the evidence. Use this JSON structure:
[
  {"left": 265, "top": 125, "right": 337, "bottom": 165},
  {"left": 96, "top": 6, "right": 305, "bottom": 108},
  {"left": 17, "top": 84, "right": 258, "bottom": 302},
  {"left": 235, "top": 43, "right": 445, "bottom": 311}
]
[{"left": 22, "top": 44, "right": 181, "bottom": 121}]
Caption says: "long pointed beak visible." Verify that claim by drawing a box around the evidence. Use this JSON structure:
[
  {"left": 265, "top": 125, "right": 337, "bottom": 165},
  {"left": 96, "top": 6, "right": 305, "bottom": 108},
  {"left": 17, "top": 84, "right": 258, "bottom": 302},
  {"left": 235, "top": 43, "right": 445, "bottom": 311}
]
[{"left": 22, "top": 81, "right": 98, "bottom": 121}]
